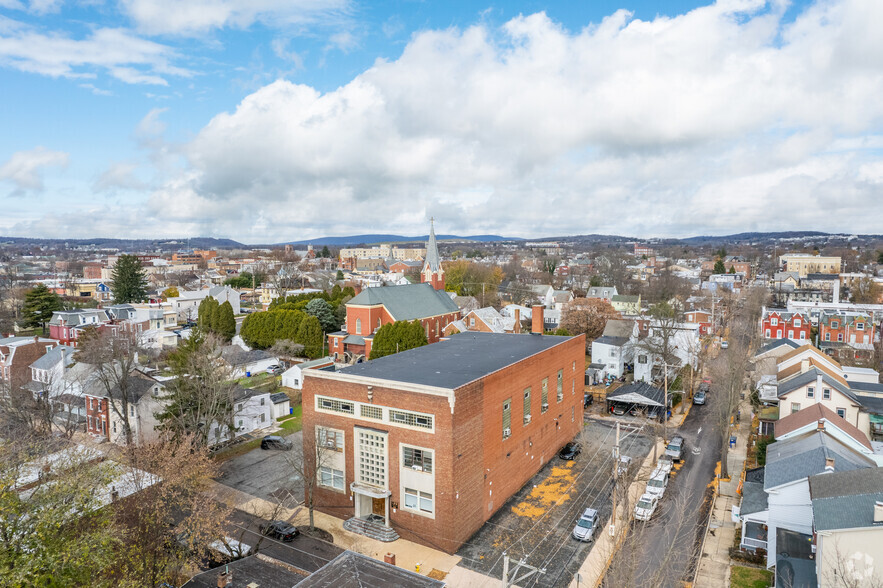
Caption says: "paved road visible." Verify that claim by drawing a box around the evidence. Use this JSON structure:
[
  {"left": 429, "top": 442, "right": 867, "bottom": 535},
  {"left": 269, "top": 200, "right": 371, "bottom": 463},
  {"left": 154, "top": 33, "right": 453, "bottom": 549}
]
[
  {"left": 219, "top": 430, "right": 304, "bottom": 503},
  {"left": 605, "top": 392, "right": 723, "bottom": 587}
]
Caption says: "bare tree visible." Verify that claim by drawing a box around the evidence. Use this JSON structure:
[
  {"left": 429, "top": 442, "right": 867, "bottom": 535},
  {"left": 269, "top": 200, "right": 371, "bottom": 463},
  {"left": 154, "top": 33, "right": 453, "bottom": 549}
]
[
  {"left": 818, "top": 538, "right": 883, "bottom": 588},
  {"left": 289, "top": 424, "right": 341, "bottom": 531}
]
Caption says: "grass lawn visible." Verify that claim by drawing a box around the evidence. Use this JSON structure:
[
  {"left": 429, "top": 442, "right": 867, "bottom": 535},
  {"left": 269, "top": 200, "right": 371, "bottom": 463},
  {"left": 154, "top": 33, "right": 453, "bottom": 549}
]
[
  {"left": 236, "top": 372, "right": 277, "bottom": 389},
  {"left": 730, "top": 565, "right": 774, "bottom": 588},
  {"left": 278, "top": 405, "right": 303, "bottom": 433}
]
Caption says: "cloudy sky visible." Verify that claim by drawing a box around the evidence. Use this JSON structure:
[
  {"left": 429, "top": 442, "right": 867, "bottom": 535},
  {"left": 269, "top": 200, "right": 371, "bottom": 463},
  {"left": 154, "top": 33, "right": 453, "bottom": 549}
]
[{"left": 1, "top": 0, "right": 882, "bottom": 243}]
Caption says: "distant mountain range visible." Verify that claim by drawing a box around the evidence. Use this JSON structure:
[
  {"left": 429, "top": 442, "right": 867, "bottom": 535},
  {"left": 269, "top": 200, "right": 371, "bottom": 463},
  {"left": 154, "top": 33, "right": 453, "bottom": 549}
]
[
  {"left": 0, "top": 236, "right": 246, "bottom": 250},
  {"left": 275, "top": 234, "right": 516, "bottom": 247}
]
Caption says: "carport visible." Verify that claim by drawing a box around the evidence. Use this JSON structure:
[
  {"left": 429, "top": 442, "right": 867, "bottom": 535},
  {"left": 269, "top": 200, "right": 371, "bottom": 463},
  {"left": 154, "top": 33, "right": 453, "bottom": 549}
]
[{"left": 606, "top": 381, "right": 666, "bottom": 416}]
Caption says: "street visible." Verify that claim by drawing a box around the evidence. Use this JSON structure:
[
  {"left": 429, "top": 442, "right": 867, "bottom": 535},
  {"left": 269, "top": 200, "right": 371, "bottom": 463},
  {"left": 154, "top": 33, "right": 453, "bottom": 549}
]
[{"left": 605, "top": 389, "right": 723, "bottom": 587}]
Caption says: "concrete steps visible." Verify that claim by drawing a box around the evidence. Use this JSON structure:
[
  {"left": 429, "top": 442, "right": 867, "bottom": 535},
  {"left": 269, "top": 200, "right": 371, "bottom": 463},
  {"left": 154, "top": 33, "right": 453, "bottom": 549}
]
[{"left": 343, "top": 517, "right": 400, "bottom": 542}]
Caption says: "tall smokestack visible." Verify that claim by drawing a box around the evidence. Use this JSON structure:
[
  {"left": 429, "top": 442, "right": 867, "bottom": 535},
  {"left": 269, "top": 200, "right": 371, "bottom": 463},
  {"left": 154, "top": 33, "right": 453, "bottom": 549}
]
[{"left": 532, "top": 305, "right": 544, "bottom": 335}]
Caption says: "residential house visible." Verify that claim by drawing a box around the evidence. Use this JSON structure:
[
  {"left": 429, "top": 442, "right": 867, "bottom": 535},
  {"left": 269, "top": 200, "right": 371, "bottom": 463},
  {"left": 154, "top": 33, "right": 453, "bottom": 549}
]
[
  {"left": 229, "top": 387, "right": 273, "bottom": 439},
  {"left": 611, "top": 294, "right": 640, "bottom": 316},
  {"left": 528, "top": 284, "right": 556, "bottom": 308},
  {"left": 761, "top": 308, "right": 811, "bottom": 342},
  {"left": 85, "top": 370, "right": 166, "bottom": 445},
  {"left": 0, "top": 336, "right": 57, "bottom": 389},
  {"left": 448, "top": 294, "right": 480, "bottom": 316},
  {"left": 22, "top": 345, "right": 83, "bottom": 425},
  {"left": 220, "top": 346, "right": 280, "bottom": 379},
  {"left": 445, "top": 307, "right": 517, "bottom": 335},
  {"left": 48, "top": 309, "right": 112, "bottom": 346},
  {"left": 809, "top": 467, "right": 883, "bottom": 586},
  {"left": 818, "top": 310, "right": 875, "bottom": 361},
  {"left": 773, "top": 404, "right": 883, "bottom": 465},
  {"left": 302, "top": 329, "right": 586, "bottom": 553},
  {"left": 683, "top": 309, "right": 711, "bottom": 335},
  {"left": 170, "top": 285, "right": 241, "bottom": 321},
  {"left": 586, "top": 286, "right": 617, "bottom": 302},
  {"left": 327, "top": 223, "right": 459, "bottom": 362},
  {"left": 388, "top": 260, "right": 423, "bottom": 274},
  {"left": 64, "top": 280, "right": 113, "bottom": 302},
  {"left": 281, "top": 357, "right": 335, "bottom": 390},
  {"left": 772, "top": 271, "right": 800, "bottom": 289},
  {"left": 632, "top": 320, "right": 701, "bottom": 384},
  {"left": 590, "top": 319, "right": 634, "bottom": 378},
  {"left": 551, "top": 290, "right": 574, "bottom": 311}
]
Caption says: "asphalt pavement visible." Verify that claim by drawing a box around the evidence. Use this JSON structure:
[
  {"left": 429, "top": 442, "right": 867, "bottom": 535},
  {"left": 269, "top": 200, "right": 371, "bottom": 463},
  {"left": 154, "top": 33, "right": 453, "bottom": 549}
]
[
  {"left": 219, "top": 430, "right": 304, "bottom": 504},
  {"left": 605, "top": 391, "right": 723, "bottom": 587}
]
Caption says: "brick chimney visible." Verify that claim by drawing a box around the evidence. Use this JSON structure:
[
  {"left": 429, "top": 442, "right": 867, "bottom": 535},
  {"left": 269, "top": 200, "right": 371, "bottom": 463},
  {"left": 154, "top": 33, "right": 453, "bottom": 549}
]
[
  {"left": 531, "top": 305, "right": 544, "bottom": 335},
  {"left": 514, "top": 309, "right": 521, "bottom": 334},
  {"left": 817, "top": 419, "right": 825, "bottom": 432},
  {"left": 217, "top": 569, "right": 232, "bottom": 587}
]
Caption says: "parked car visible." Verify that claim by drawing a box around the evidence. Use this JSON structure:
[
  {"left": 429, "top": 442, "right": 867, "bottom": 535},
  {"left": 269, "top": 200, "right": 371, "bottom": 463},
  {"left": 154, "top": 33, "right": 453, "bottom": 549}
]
[
  {"left": 572, "top": 507, "right": 600, "bottom": 542},
  {"left": 260, "top": 435, "right": 293, "bottom": 451},
  {"left": 266, "top": 364, "right": 283, "bottom": 375},
  {"left": 693, "top": 390, "right": 707, "bottom": 405},
  {"left": 720, "top": 340, "right": 729, "bottom": 349},
  {"left": 259, "top": 520, "right": 299, "bottom": 542},
  {"left": 645, "top": 467, "right": 669, "bottom": 499},
  {"left": 647, "top": 405, "right": 662, "bottom": 420},
  {"left": 698, "top": 380, "right": 711, "bottom": 394},
  {"left": 634, "top": 493, "right": 659, "bottom": 521},
  {"left": 628, "top": 405, "right": 643, "bottom": 417},
  {"left": 610, "top": 404, "right": 627, "bottom": 416},
  {"left": 583, "top": 392, "right": 594, "bottom": 408},
  {"left": 617, "top": 455, "right": 633, "bottom": 477},
  {"left": 656, "top": 455, "right": 674, "bottom": 475},
  {"left": 665, "top": 435, "right": 685, "bottom": 462},
  {"left": 558, "top": 442, "right": 582, "bottom": 461}
]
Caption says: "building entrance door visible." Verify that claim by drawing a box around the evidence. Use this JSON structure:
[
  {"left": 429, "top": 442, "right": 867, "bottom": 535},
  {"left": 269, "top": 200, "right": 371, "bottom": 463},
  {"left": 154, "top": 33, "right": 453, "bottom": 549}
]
[{"left": 372, "top": 497, "right": 385, "bottom": 516}]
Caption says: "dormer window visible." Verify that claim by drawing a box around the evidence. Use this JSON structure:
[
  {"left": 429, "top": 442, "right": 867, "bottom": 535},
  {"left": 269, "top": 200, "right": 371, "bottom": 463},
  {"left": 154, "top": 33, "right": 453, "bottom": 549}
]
[
  {"left": 794, "top": 319, "right": 801, "bottom": 328},
  {"left": 770, "top": 318, "right": 778, "bottom": 326},
  {"left": 831, "top": 321, "right": 839, "bottom": 329}
]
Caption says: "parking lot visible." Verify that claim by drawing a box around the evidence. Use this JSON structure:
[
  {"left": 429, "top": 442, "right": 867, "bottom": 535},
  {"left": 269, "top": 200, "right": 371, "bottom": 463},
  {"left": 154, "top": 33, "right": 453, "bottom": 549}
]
[
  {"left": 456, "top": 420, "right": 653, "bottom": 588},
  {"left": 219, "top": 430, "right": 304, "bottom": 504}
]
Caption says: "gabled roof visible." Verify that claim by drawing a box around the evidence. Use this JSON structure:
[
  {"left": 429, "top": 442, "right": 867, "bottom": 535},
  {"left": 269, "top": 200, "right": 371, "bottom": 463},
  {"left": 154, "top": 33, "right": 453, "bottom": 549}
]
[
  {"left": 29, "top": 345, "right": 75, "bottom": 371},
  {"left": 755, "top": 338, "right": 800, "bottom": 357},
  {"left": 297, "top": 550, "right": 445, "bottom": 588},
  {"left": 220, "top": 346, "right": 275, "bottom": 367},
  {"left": 810, "top": 467, "right": 883, "bottom": 531},
  {"left": 764, "top": 431, "right": 875, "bottom": 490},
  {"left": 593, "top": 335, "right": 629, "bottom": 347},
  {"left": 775, "top": 404, "right": 872, "bottom": 450},
  {"left": 778, "top": 344, "right": 843, "bottom": 370},
  {"left": 777, "top": 367, "right": 856, "bottom": 403},
  {"left": 347, "top": 283, "right": 459, "bottom": 321},
  {"left": 740, "top": 466, "right": 768, "bottom": 516},
  {"left": 602, "top": 319, "right": 635, "bottom": 339}
]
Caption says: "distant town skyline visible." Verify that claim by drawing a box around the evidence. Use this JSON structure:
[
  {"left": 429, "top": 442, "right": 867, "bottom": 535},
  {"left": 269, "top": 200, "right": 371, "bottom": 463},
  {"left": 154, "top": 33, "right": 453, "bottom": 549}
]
[{"left": 3, "top": 0, "right": 882, "bottom": 242}]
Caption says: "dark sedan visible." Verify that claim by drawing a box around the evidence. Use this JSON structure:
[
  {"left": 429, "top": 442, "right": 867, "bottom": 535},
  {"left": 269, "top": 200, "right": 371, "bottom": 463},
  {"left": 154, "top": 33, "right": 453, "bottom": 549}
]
[
  {"left": 558, "top": 442, "right": 582, "bottom": 461},
  {"left": 260, "top": 435, "right": 293, "bottom": 450},
  {"left": 260, "top": 520, "right": 299, "bottom": 542}
]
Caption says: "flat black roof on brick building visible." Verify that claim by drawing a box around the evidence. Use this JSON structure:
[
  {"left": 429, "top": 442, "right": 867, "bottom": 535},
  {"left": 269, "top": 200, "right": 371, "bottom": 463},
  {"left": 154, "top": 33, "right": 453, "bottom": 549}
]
[{"left": 338, "top": 331, "right": 575, "bottom": 390}]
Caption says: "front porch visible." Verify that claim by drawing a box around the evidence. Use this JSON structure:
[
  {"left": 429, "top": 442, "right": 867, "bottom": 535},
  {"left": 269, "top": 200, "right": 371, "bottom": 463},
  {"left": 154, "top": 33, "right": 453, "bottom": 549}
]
[{"left": 343, "top": 482, "right": 400, "bottom": 543}]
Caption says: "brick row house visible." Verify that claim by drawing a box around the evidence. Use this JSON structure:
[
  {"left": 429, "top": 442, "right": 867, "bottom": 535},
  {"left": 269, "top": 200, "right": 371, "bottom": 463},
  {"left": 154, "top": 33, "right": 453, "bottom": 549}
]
[
  {"left": 761, "top": 308, "right": 811, "bottom": 342},
  {"left": 0, "top": 336, "right": 57, "bottom": 389},
  {"left": 818, "top": 310, "right": 875, "bottom": 350},
  {"left": 328, "top": 222, "right": 460, "bottom": 362},
  {"left": 48, "top": 309, "right": 112, "bottom": 346},
  {"left": 302, "top": 328, "right": 586, "bottom": 553}
]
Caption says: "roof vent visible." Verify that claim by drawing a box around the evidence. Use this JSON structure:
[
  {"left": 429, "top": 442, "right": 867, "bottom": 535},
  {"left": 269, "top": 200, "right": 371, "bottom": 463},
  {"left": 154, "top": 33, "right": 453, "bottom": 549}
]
[
  {"left": 824, "top": 457, "right": 835, "bottom": 472},
  {"left": 874, "top": 501, "right": 883, "bottom": 524}
]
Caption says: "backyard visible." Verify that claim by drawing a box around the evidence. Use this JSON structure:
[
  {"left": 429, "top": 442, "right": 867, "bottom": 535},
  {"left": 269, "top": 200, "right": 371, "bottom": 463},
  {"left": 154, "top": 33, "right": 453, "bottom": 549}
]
[{"left": 730, "top": 565, "right": 773, "bottom": 588}]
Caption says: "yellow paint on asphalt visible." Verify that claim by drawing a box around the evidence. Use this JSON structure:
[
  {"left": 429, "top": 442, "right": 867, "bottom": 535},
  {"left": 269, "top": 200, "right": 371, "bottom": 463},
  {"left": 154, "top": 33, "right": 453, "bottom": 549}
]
[{"left": 511, "top": 461, "right": 576, "bottom": 520}]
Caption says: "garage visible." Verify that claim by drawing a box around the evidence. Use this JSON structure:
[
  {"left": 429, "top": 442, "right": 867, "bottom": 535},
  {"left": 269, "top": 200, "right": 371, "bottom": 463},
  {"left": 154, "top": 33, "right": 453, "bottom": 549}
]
[{"left": 606, "top": 381, "right": 668, "bottom": 418}]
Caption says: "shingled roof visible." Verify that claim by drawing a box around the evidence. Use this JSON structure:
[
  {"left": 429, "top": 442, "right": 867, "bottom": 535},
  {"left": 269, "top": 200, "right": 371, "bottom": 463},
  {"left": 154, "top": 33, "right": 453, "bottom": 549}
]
[
  {"left": 775, "top": 404, "right": 872, "bottom": 450},
  {"left": 347, "top": 283, "right": 458, "bottom": 321}
]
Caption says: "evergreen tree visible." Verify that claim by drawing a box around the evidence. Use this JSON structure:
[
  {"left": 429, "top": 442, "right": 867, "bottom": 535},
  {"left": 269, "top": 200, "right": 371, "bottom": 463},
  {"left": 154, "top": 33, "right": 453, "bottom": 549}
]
[
  {"left": 336, "top": 270, "right": 344, "bottom": 280},
  {"left": 216, "top": 301, "right": 236, "bottom": 341},
  {"left": 110, "top": 254, "right": 148, "bottom": 303},
  {"left": 21, "top": 283, "right": 63, "bottom": 333},
  {"left": 296, "top": 315, "right": 324, "bottom": 358},
  {"left": 713, "top": 259, "right": 726, "bottom": 274},
  {"left": 198, "top": 297, "right": 219, "bottom": 333},
  {"left": 305, "top": 298, "right": 338, "bottom": 332},
  {"left": 369, "top": 320, "right": 427, "bottom": 360},
  {"left": 210, "top": 299, "right": 222, "bottom": 334},
  {"left": 728, "top": 265, "right": 736, "bottom": 274},
  {"left": 321, "top": 245, "right": 331, "bottom": 258}
]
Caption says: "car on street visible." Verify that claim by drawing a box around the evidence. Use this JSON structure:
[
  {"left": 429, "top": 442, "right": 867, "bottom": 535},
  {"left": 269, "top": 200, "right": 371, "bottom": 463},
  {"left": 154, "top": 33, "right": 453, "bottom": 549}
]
[
  {"left": 656, "top": 455, "right": 673, "bottom": 474},
  {"left": 720, "top": 340, "right": 729, "bottom": 349},
  {"left": 617, "top": 455, "right": 633, "bottom": 477},
  {"left": 698, "top": 380, "right": 711, "bottom": 394},
  {"left": 634, "top": 493, "right": 659, "bottom": 521},
  {"left": 693, "top": 390, "right": 707, "bottom": 405},
  {"left": 266, "top": 364, "right": 283, "bottom": 375},
  {"left": 558, "top": 442, "right": 582, "bottom": 461},
  {"left": 572, "top": 507, "right": 600, "bottom": 542},
  {"left": 259, "top": 520, "right": 299, "bottom": 542},
  {"left": 645, "top": 467, "right": 669, "bottom": 499},
  {"left": 610, "top": 404, "right": 627, "bottom": 416},
  {"left": 665, "top": 435, "right": 685, "bottom": 462},
  {"left": 260, "top": 435, "right": 293, "bottom": 451},
  {"left": 583, "top": 392, "right": 594, "bottom": 408}
]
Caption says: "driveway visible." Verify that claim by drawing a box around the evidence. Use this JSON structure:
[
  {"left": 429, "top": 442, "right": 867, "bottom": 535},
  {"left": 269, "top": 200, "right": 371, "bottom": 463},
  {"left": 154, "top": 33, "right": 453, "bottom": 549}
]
[
  {"left": 219, "top": 430, "right": 304, "bottom": 504},
  {"left": 456, "top": 421, "right": 654, "bottom": 588}
]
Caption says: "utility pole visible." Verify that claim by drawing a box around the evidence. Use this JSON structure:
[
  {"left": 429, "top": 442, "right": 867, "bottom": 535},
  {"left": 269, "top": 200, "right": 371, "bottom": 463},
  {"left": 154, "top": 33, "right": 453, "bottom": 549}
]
[
  {"left": 501, "top": 553, "right": 545, "bottom": 588},
  {"left": 610, "top": 421, "right": 621, "bottom": 534}
]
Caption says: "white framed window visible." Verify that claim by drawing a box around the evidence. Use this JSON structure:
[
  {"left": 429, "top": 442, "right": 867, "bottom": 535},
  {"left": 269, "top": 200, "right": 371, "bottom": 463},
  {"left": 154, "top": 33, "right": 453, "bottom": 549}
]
[
  {"left": 823, "top": 388, "right": 831, "bottom": 400},
  {"left": 794, "top": 319, "right": 801, "bottom": 328},
  {"left": 318, "top": 397, "right": 354, "bottom": 415},
  {"left": 791, "top": 402, "right": 800, "bottom": 414},
  {"left": 318, "top": 427, "right": 344, "bottom": 451},
  {"left": 836, "top": 408, "right": 846, "bottom": 418},
  {"left": 799, "top": 332, "right": 806, "bottom": 340},
  {"left": 389, "top": 410, "right": 433, "bottom": 429},
  {"left": 638, "top": 355, "right": 647, "bottom": 364},
  {"left": 824, "top": 333, "right": 831, "bottom": 341},
  {"left": 404, "top": 487, "right": 433, "bottom": 514},
  {"left": 856, "top": 323, "right": 865, "bottom": 330},
  {"left": 356, "top": 318, "right": 362, "bottom": 334},
  {"left": 402, "top": 446, "right": 432, "bottom": 473},
  {"left": 319, "top": 466, "right": 345, "bottom": 490},
  {"left": 502, "top": 399, "right": 511, "bottom": 439},
  {"left": 807, "top": 387, "right": 814, "bottom": 398},
  {"left": 523, "top": 387, "right": 531, "bottom": 424},
  {"left": 469, "top": 317, "right": 475, "bottom": 327},
  {"left": 765, "top": 329, "right": 771, "bottom": 338}
]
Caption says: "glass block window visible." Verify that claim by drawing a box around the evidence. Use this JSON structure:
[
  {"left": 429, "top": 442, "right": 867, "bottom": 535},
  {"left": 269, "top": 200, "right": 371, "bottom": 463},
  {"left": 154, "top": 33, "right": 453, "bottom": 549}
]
[
  {"left": 357, "top": 430, "right": 386, "bottom": 488},
  {"left": 403, "top": 446, "right": 432, "bottom": 473},
  {"left": 318, "top": 397, "right": 354, "bottom": 414},
  {"left": 389, "top": 410, "right": 432, "bottom": 429},
  {"left": 361, "top": 405, "right": 382, "bottom": 420}
]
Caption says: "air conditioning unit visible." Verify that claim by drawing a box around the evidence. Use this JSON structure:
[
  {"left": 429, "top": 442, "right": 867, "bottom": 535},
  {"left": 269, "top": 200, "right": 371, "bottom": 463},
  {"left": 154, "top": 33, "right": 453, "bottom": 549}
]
[
  {"left": 524, "top": 415, "right": 532, "bottom": 423},
  {"left": 503, "top": 428, "right": 511, "bottom": 437},
  {"left": 541, "top": 403, "right": 549, "bottom": 410},
  {"left": 412, "top": 465, "right": 423, "bottom": 471}
]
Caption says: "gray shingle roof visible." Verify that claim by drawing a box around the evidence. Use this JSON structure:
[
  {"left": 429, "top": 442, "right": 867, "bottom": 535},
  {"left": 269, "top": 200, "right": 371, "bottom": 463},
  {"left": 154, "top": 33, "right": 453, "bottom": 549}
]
[
  {"left": 29, "top": 345, "right": 75, "bottom": 371},
  {"left": 220, "top": 346, "right": 275, "bottom": 367},
  {"left": 756, "top": 338, "right": 800, "bottom": 357},
  {"left": 810, "top": 467, "right": 883, "bottom": 531},
  {"left": 347, "top": 283, "right": 459, "bottom": 321},
  {"left": 606, "top": 382, "right": 666, "bottom": 407},
  {"left": 593, "top": 335, "right": 629, "bottom": 347},
  {"left": 602, "top": 319, "right": 634, "bottom": 339},
  {"left": 764, "top": 431, "right": 875, "bottom": 490},
  {"left": 777, "top": 367, "right": 855, "bottom": 401},
  {"left": 335, "top": 332, "right": 574, "bottom": 390}
]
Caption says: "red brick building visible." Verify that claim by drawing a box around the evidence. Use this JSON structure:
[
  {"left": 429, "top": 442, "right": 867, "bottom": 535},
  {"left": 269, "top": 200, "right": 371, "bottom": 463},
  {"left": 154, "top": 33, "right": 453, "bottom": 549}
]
[
  {"left": 761, "top": 309, "right": 811, "bottom": 342},
  {"left": 819, "top": 311, "right": 875, "bottom": 347},
  {"left": 302, "top": 329, "right": 586, "bottom": 553},
  {"left": 0, "top": 336, "right": 57, "bottom": 389},
  {"left": 328, "top": 222, "right": 458, "bottom": 361},
  {"left": 684, "top": 309, "right": 712, "bottom": 335},
  {"left": 48, "top": 309, "right": 112, "bottom": 346},
  {"left": 85, "top": 394, "right": 109, "bottom": 438},
  {"left": 83, "top": 264, "right": 104, "bottom": 279}
]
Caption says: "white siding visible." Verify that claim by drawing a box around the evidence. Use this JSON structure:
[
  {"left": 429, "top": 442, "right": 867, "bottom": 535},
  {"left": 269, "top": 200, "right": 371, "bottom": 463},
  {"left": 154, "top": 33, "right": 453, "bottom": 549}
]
[{"left": 766, "top": 480, "right": 814, "bottom": 568}]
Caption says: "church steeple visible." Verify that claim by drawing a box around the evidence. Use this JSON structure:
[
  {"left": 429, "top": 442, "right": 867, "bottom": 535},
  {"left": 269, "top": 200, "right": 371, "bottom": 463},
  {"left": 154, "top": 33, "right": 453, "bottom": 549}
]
[{"left": 422, "top": 218, "right": 445, "bottom": 290}]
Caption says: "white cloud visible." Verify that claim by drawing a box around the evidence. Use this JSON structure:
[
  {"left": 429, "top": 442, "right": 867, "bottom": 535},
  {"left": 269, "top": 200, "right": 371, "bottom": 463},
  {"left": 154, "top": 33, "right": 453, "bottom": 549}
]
[
  {"left": 0, "top": 146, "right": 69, "bottom": 193},
  {"left": 28, "top": 0, "right": 64, "bottom": 15},
  {"left": 7, "top": 0, "right": 883, "bottom": 241},
  {"left": 120, "top": 0, "right": 350, "bottom": 36},
  {"left": 93, "top": 162, "right": 147, "bottom": 192},
  {"left": 0, "top": 24, "right": 190, "bottom": 85}
]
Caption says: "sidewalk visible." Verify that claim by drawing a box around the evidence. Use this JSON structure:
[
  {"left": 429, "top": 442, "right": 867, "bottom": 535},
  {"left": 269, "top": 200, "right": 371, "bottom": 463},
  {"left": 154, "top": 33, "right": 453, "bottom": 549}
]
[
  {"left": 208, "top": 481, "right": 462, "bottom": 583},
  {"left": 693, "top": 397, "right": 752, "bottom": 588}
]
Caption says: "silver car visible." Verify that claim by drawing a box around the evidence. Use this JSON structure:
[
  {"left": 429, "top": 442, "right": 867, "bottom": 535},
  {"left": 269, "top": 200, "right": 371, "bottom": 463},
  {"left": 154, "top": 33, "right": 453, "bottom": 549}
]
[
  {"left": 572, "top": 508, "right": 600, "bottom": 542},
  {"left": 634, "top": 493, "right": 659, "bottom": 521}
]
